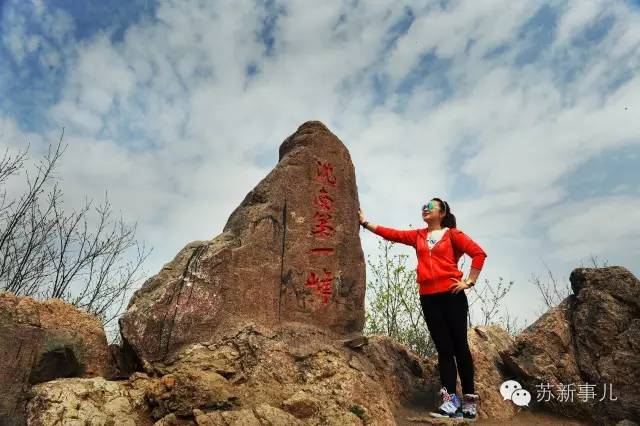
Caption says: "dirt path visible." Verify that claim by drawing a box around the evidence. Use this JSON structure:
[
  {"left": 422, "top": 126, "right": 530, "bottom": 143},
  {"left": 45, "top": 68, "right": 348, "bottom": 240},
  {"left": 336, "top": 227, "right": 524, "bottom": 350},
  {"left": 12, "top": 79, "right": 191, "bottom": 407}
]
[{"left": 393, "top": 402, "right": 594, "bottom": 425}]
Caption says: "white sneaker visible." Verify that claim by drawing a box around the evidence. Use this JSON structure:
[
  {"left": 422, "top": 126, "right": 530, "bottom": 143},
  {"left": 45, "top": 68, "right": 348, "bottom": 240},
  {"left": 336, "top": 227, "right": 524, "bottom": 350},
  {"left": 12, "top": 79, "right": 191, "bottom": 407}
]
[
  {"left": 430, "top": 387, "right": 463, "bottom": 418},
  {"left": 462, "top": 393, "right": 480, "bottom": 420}
]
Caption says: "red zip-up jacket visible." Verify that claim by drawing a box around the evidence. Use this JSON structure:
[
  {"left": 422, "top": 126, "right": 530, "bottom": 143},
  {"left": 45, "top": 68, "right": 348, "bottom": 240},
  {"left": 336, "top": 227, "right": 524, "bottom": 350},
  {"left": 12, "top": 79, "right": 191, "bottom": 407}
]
[{"left": 372, "top": 225, "right": 487, "bottom": 295}]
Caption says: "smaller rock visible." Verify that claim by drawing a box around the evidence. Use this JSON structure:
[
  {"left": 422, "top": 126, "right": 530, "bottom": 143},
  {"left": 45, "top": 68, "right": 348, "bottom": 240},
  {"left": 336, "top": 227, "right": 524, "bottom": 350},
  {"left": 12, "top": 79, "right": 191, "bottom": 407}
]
[
  {"left": 26, "top": 376, "right": 152, "bottom": 426},
  {"left": 343, "top": 336, "right": 368, "bottom": 349},
  {"left": 282, "top": 390, "right": 320, "bottom": 418},
  {"left": 474, "top": 327, "right": 488, "bottom": 340},
  {"left": 161, "top": 374, "right": 176, "bottom": 389},
  {"left": 1, "top": 292, "right": 115, "bottom": 424},
  {"left": 221, "top": 408, "right": 263, "bottom": 425},
  {"left": 154, "top": 413, "right": 178, "bottom": 425},
  {"left": 254, "top": 403, "right": 303, "bottom": 425},
  {"left": 145, "top": 369, "right": 238, "bottom": 419}
]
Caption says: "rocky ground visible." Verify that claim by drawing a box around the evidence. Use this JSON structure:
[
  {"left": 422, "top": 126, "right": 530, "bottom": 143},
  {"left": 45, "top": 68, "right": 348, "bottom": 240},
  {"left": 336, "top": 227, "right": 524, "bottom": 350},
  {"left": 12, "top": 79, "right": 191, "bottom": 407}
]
[{"left": 394, "top": 400, "right": 593, "bottom": 425}]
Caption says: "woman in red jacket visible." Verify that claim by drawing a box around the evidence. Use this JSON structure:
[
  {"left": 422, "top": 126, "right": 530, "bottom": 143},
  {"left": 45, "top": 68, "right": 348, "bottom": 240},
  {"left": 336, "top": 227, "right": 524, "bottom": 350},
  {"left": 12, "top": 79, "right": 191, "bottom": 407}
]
[{"left": 358, "top": 198, "right": 486, "bottom": 420}]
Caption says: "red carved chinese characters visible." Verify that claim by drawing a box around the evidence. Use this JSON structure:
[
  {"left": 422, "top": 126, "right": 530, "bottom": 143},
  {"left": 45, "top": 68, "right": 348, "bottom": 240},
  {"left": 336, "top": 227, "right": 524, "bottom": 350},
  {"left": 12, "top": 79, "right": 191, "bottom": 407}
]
[
  {"left": 305, "top": 269, "right": 334, "bottom": 305},
  {"left": 311, "top": 210, "right": 335, "bottom": 238},
  {"left": 305, "top": 271, "right": 319, "bottom": 290},
  {"left": 315, "top": 160, "right": 337, "bottom": 187},
  {"left": 313, "top": 187, "right": 333, "bottom": 211},
  {"left": 310, "top": 248, "right": 334, "bottom": 255},
  {"left": 307, "top": 159, "right": 338, "bottom": 305}
]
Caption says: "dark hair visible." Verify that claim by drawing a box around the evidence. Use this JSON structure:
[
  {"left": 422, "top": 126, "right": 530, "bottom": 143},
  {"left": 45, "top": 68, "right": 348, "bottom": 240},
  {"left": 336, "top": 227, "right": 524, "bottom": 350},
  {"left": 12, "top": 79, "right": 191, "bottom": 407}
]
[{"left": 432, "top": 197, "right": 457, "bottom": 229}]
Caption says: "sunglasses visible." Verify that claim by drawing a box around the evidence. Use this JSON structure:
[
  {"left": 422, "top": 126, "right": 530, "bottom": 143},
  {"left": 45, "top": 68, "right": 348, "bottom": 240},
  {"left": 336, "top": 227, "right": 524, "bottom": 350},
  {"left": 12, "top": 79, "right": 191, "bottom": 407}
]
[{"left": 421, "top": 200, "right": 447, "bottom": 214}]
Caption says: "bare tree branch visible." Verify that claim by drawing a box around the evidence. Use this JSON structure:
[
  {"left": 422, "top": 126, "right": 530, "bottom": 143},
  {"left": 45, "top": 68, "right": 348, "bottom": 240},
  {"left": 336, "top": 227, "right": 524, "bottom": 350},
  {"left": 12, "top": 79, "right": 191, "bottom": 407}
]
[
  {"left": 467, "top": 276, "right": 514, "bottom": 327},
  {"left": 529, "top": 261, "right": 572, "bottom": 313},
  {"left": 0, "top": 130, "right": 152, "bottom": 342}
]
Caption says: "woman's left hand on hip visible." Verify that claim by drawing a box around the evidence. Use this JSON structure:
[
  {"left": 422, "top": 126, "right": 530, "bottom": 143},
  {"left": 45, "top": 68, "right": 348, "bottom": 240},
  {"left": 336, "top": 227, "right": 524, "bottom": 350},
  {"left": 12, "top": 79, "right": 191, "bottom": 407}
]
[{"left": 448, "top": 279, "right": 469, "bottom": 294}]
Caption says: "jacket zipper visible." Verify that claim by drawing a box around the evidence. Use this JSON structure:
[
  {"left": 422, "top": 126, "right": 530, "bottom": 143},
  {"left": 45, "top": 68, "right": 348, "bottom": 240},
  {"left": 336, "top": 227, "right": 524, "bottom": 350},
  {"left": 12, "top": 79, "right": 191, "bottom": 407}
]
[
  {"left": 429, "top": 251, "right": 434, "bottom": 282},
  {"left": 426, "top": 228, "right": 448, "bottom": 283},
  {"left": 426, "top": 231, "right": 434, "bottom": 282}
]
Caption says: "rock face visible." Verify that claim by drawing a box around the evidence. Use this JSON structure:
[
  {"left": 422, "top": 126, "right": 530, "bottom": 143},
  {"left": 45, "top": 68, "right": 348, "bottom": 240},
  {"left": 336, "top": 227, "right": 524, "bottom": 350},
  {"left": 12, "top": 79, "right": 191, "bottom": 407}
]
[
  {"left": 26, "top": 374, "right": 153, "bottom": 426},
  {"left": 570, "top": 267, "right": 640, "bottom": 423},
  {"left": 120, "top": 121, "right": 366, "bottom": 364},
  {"left": 27, "top": 322, "right": 432, "bottom": 425},
  {"left": 501, "top": 266, "right": 640, "bottom": 424},
  {"left": 0, "top": 292, "right": 114, "bottom": 425}
]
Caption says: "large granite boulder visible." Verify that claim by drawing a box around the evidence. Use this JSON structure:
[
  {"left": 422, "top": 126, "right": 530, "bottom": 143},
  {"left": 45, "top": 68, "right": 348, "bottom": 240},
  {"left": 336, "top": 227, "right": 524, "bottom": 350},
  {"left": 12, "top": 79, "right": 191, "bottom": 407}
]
[
  {"left": 570, "top": 266, "right": 640, "bottom": 423},
  {"left": 0, "top": 292, "right": 114, "bottom": 425},
  {"left": 500, "top": 297, "right": 588, "bottom": 418},
  {"left": 120, "top": 121, "right": 366, "bottom": 364},
  {"left": 501, "top": 266, "right": 640, "bottom": 425},
  {"left": 27, "top": 322, "right": 433, "bottom": 425},
  {"left": 27, "top": 120, "right": 431, "bottom": 426}
]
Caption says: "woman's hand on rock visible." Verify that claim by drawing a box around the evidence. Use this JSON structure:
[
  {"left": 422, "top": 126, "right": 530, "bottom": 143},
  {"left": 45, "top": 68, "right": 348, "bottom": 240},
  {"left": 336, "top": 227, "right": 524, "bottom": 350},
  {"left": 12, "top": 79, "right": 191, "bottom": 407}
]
[{"left": 358, "top": 208, "right": 365, "bottom": 224}]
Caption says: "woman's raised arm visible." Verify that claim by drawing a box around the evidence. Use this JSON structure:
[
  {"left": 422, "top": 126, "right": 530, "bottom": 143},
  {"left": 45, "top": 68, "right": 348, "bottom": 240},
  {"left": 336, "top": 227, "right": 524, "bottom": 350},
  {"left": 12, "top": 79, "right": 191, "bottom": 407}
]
[{"left": 359, "top": 208, "right": 418, "bottom": 248}]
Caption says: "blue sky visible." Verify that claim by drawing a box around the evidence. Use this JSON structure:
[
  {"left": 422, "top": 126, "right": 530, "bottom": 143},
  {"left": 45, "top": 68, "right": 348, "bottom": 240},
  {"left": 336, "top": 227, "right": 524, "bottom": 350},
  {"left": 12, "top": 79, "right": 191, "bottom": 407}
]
[{"left": 1, "top": 0, "right": 639, "bottom": 331}]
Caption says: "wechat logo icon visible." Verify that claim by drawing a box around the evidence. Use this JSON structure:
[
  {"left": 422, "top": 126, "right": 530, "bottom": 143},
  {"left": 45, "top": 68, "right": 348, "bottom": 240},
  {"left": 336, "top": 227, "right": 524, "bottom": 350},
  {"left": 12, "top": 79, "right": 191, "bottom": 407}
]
[{"left": 500, "top": 380, "right": 531, "bottom": 407}]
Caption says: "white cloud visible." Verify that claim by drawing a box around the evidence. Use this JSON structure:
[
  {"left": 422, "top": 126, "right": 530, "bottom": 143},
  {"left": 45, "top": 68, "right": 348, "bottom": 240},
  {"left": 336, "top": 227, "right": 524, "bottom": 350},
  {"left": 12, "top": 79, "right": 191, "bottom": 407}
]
[
  {"left": 49, "top": 102, "right": 103, "bottom": 135},
  {"left": 385, "top": 1, "right": 538, "bottom": 82},
  {"left": 1, "top": 3, "right": 74, "bottom": 65},
  {"left": 554, "top": 0, "right": 606, "bottom": 46}
]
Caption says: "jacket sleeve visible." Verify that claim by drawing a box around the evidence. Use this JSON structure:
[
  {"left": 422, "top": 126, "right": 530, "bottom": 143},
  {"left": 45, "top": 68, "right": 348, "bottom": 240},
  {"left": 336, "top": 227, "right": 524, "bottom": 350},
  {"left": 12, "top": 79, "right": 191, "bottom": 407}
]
[
  {"left": 451, "top": 229, "right": 487, "bottom": 270},
  {"left": 372, "top": 225, "right": 418, "bottom": 248}
]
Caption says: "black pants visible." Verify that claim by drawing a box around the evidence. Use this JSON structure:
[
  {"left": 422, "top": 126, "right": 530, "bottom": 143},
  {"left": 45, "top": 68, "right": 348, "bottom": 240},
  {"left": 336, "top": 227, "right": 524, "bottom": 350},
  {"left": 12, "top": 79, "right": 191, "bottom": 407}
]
[{"left": 420, "top": 290, "right": 475, "bottom": 395}]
